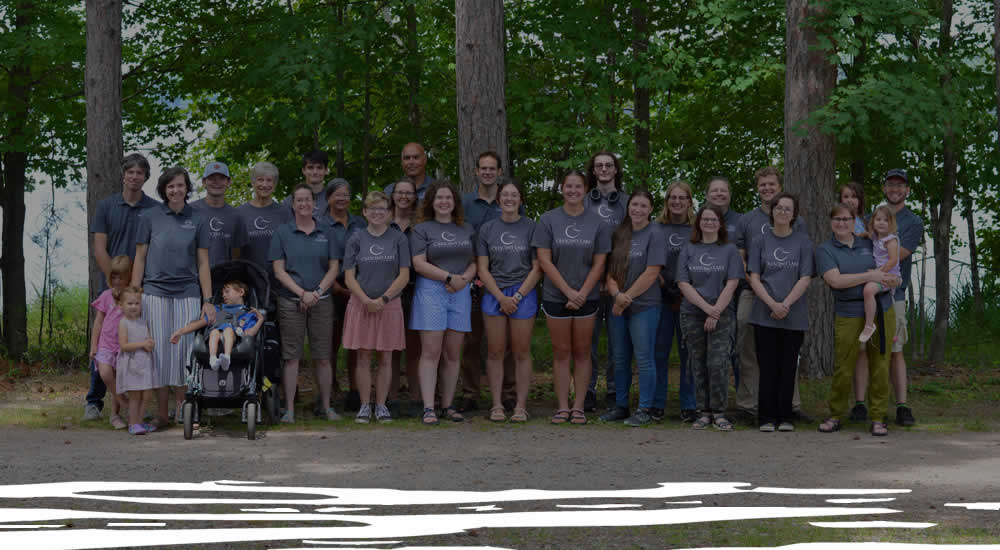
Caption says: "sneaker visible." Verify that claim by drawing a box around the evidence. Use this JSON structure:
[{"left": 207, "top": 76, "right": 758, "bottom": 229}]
[
  {"left": 142, "top": 422, "right": 158, "bottom": 433},
  {"left": 374, "top": 403, "right": 392, "bottom": 423},
  {"left": 858, "top": 323, "right": 876, "bottom": 343},
  {"left": 83, "top": 404, "right": 102, "bottom": 421},
  {"left": 599, "top": 406, "right": 630, "bottom": 422},
  {"left": 110, "top": 414, "right": 127, "bottom": 430},
  {"left": 324, "top": 407, "right": 342, "bottom": 421},
  {"left": 759, "top": 422, "right": 776, "bottom": 432},
  {"left": 604, "top": 392, "right": 617, "bottom": 410},
  {"left": 679, "top": 409, "right": 698, "bottom": 423},
  {"left": 849, "top": 403, "right": 869, "bottom": 422},
  {"left": 778, "top": 422, "right": 795, "bottom": 432},
  {"left": 895, "top": 406, "right": 916, "bottom": 427},
  {"left": 280, "top": 410, "right": 295, "bottom": 423},
  {"left": 355, "top": 403, "right": 372, "bottom": 424},
  {"left": 583, "top": 390, "right": 597, "bottom": 412},
  {"left": 218, "top": 353, "right": 230, "bottom": 371},
  {"left": 343, "top": 390, "right": 361, "bottom": 412},
  {"left": 209, "top": 356, "right": 220, "bottom": 371},
  {"left": 648, "top": 407, "right": 665, "bottom": 421},
  {"left": 128, "top": 423, "right": 147, "bottom": 435},
  {"left": 624, "top": 409, "right": 652, "bottom": 427}
]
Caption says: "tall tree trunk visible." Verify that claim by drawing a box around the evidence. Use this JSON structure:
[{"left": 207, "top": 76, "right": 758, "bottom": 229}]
[
  {"left": 783, "top": 0, "right": 837, "bottom": 378},
  {"left": 632, "top": 0, "right": 650, "bottom": 188},
  {"left": 405, "top": 0, "right": 422, "bottom": 140},
  {"left": 994, "top": 0, "right": 999, "bottom": 147},
  {"left": 1, "top": 5, "right": 31, "bottom": 359},
  {"left": 361, "top": 9, "right": 372, "bottom": 199},
  {"left": 964, "top": 192, "right": 982, "bottom": 312},
  {"left": 455, "top": 0, "right": 509, "bottom": 194},
  {"left": 929, "top": 0, "right": 956, "bottom": 363},
  {"left": 85, "top": 0, "right": 124, "bottom": 321},
  {"left": 335, "top": 1, "right": 346, "bottom": 179}
]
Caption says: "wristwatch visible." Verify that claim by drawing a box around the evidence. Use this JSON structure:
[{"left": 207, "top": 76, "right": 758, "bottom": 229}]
[
  {"left": 513, "top": 291, "right": 523, "bottom": 302},
  {"left": 445, "top": 275, "right": 453, "bottom": 285},
  {"left": 381, "top": 295, "right": 390, "bottom": 304},
  {"left": 202, "top": 297, "right": 212, "bottom": 304}
]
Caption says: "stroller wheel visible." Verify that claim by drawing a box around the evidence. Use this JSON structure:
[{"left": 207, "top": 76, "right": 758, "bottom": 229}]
[
  {"left": 182, "top": 402, "right": 195, "bottom": 440},
  {"left": 246, "top": 402, "right": 257, "bottom": 440}
]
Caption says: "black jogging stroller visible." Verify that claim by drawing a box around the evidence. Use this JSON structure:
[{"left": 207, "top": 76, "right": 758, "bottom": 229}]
[{"left": 181, "top": 260, "right": 282, "bottom": 440}]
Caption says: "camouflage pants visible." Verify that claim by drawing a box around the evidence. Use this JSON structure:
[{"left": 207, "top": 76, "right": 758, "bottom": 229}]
[{"left": 680, "top": 308, "right": 735, "bottom": 415}]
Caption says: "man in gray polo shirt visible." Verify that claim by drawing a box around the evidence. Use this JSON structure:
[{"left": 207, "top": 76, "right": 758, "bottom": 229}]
[
  {"left": 384, "top": 142, "right": 433, "bottom": 200},
  {"left": 84, "top": 153, "right": 160, "bottom": 421},
  {"left": 191, "top": 161, "right": 246, "bottom": 266}
]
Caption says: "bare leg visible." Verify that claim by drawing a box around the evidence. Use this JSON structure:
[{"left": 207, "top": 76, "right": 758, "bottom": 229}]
[
  {"left": 128, "top": 390, "right": 143, "bottom": 424},
  {"left": 222, "top": 327, "right": 235, "bottom": 356},
  {"left": 509, "top": 317, "right": 535, "bottom": 410},
  {"left": 375, "top": 351, "right": 392, "bottom": 406},
  {"left": 355, "top": 350, "right": 373, "bottom": 405},
  {"left": 440, "top": 330, "right": 465, "bottom": 409},
  {"left": 97, "top": 363, "right": 120, "bottom": 416},
  {"left": 483, "top": 313, "right": 508, "bottom": 410},
  {"left": 853, "top": 353, "right": 869, "bottom": 402},
  {"left": 156, "top": 386, "right": 169, "bottom": 423},
  {"left": 890, "top": 351, "right": 908, "bottom": 403},
  {"left": 570, "top": 316, "right": 597, "bottom": 410},
  {"left": 173, "top": 385, "right": 185, "bottom": 418},
  {"left": 546, "top": 317, "right": 573, "bottom": 411},
  {"left": 405, "top": 328, "right": 421, "bottom": 398},
  {"left": 283, "top": 359, "right": 299, "bottom": 413},
  {"left": 315, "top": 358, "right": 333, "bottom": 410},
  {"left": 418, "top": 330, "right": 444, "bottom": 409},
  {"left": 862, "top": 283, "right": 878, "bottom": 327},
  {"left": 208, "top": 330, "right": 221, "bottom": 357}
]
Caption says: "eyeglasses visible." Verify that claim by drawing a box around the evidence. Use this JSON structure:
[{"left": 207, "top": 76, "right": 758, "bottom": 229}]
[
  {"left": 773, "top": 206, "right": 794, "bottom": 214},
  {"left": 701, "top": 218, "right": 720, "bottom": 224},
  {"left": 832, "top": 217, "right": 853, "bottom": 223},
  {"left": 366, "top": 207, "right": 389, "bottom": 214},
  {"left": 594, "top": 162, "right": 615, "bottom": 169}
]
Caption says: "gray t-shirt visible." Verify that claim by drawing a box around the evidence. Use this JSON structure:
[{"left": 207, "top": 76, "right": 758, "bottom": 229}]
[
  {"left": 237, "top": 201, "right": 291, "bottom": 277},
  {"left": 135, "top": 204, "right": 211, "bottom": 298},
  {"left": 675, "top": 241, "right": 744, "bottom": 315},
  {"left": 722, "top": 209, "right": 742, "bottom": 236},
  {"left": 894, "top": 206, "right": 924, "bottom": 301},
  {"left": 476, "top": 216, "right": 536, "bottom": 289},
  {"left": 746, "top": 230, "right": 814, "bottom": 331},
  {"left": 735, "top": 206, "right": 806, "bottom": 250},
  {"left": 268, "top": 219, "right": 342, "bottom": 299},
  {"left": 410, "top": 220, "right": 476, "bottom": 275},
  {"left": 532, "top": 207, "right": 612, "bottom": 302},
  {"left": 344, "top": 227, "right": 411, "bottom": 299},
  {"left": 657, "top": 222, "right": 692, "bottom": 294},
  {"left": 190, "top": 199, "right": 247, "bottom": 267},
  {"left": 585, "top": 189, "right": 629, "bottom": 227},
  {"left": 816, "top": 236, "right": 892, "bottom": 317},
  {"left": 617, "top": 224, "right": 667, "bottom": 314}
]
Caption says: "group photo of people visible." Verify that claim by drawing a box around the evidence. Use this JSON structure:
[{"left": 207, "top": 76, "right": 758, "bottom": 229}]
[{"left": 85, "top": 143, "right": 924, "bottom": 438}]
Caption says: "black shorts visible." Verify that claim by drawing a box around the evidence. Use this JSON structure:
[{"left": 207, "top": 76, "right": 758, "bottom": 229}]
[{"left": 541, "top": 299, "right": 599, "bottom": 319}]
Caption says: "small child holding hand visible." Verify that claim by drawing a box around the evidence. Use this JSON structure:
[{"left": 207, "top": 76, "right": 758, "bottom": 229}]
[{"left": 171, "top": 280, "right": 263, "bottom": 370}]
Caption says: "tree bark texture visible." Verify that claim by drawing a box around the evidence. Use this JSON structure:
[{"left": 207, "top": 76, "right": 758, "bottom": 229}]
[
  {"left": 930, "top": 0, "right": 955, "bottom": 363},
  {"left": 995, "top": 0, "right": 999, "bottom": 150},
  {"left": 455, "top": 0, "right": 509, "bottom": 194},
  {"left": 1, "top": 6, "right": 31, "bottom": 359},
  {"left": 85, "top": 0, "right": 124, "bottom": 308},
  {"left": 783, "top": 0, "right": 837, "bottom": 378},
  {"left": 632, "top": 0, "right": 650, "bottom": 188}
]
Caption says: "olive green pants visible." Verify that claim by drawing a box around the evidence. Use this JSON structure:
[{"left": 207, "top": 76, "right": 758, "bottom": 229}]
[{"left": 830, "top": 314, "right": 895, "bottom": 422}]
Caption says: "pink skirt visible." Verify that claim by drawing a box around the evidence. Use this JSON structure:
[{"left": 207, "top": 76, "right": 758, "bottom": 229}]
[{"left": 342, "top": 295, "right": 406, "bottom": 351}]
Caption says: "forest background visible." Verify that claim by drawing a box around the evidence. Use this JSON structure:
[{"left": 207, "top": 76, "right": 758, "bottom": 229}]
[{"left": 0, "top": 0, "right": 998, "bottom": 381}]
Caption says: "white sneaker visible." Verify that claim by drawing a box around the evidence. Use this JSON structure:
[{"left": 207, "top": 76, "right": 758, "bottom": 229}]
[
  {"left": 209, "top": 356, "right": 220, "bottom": 370},
  {"left": 218, "top": 353, "right": 230, "bottom": 371},
  {"left": 355, "top": 403, "right": 372, "bottom": 424}
]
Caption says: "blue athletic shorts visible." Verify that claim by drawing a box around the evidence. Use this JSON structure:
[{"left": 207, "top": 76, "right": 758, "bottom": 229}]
[
  {"left": 482, "top": 285, "right": 538, "bottom": 320},
  {"left": 410, "top": 276, "right": 472, "bottom": 332}
]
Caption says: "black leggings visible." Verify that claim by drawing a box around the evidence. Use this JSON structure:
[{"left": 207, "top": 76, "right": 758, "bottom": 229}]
[{"left": 753, "top": 325, "right": 804, "bottom": 425}]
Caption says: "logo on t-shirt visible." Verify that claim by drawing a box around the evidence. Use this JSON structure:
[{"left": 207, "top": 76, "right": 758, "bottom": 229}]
[
  {"left": 181, "top": 219, "right": 195, "bottom": 230},
  {"left": 316, "top": 233, "right": 328, "bottom": 243},
  {"left": 668, "top": 233, "right": 684, "bottom": 247},
  {"left": 597, "top": 204, "right": 612, "bottom": 219},
  {"left": 564, "top": 224, "right": 581, "bottom": 239},
  {"left": 369, "top": 244, "right": 385, "bottom": 256},
  {"left": 209, "top": 217, "right": 224, "bottom": 232},
  {"left": 500, "top": 232, "right": 516, "bottom": 245},
  {"left": 766, "top": 246, "right": 799, "bottom": 271},
  {"left": 690, "top": 252, "right": 725, "bottom": 273},
  {"left": 253, "top": 217, "right": 270, "bottom": 230},
  {"left": 773, "top": 247, "right": 790, "bottom": 262},
  {"left": 629, "top": 241, "right": 644, "bottom": 258},
  {"left": 441, "top": 231, "right": 456, "bottom": 242}
]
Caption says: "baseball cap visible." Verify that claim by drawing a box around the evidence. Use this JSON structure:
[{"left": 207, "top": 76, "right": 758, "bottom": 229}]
[
  {"left": 885, "top": 168, "right": 907, "bottom": 183},
  {"left": 202, "top": 161, "right": 230, "bottom": 179}
]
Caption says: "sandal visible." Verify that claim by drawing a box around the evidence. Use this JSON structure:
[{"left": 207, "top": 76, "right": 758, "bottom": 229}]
[
  {"left": 692, "top": 415, "right": 712, "bottom": 430},
  {"left": 489, "top": 406, "right": 506, "bottom": 422},
  {"left": 870, "top": 421, "right": 888, "bottom": 437},
  {"left": 551, "top": 409, "right": 570, "bottom": 424},
  {"left": 569, "top": 408, "right": 588, "bottom": 425},
  {"left": 510, "top": 407, "right": 529, "bottom": 422},
  {"left": 818, "top": 418, "right": 841, "bottom": 433},
  {"left": 443, "top": 406, "right": 465, "bottom": 423},
  {"left": 713, "top": 416, "right": 733, "bottom": 431},
  {"left": 421, "top": 407, "right": 439, "bottom": 425}
]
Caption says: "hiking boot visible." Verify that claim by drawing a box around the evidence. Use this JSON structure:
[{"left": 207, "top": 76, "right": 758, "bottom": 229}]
[
  {"left": 624, "top": 409, "right": 652, "bottom": 427},
  {"left": 849, "top": 403, "right": 869, "bottom": 422},
  {"left": 648, "top": 407, "right": 665, "bottom": 421},
  {"left": 895, "top": 406, "right": 916, "bottom": 427},
  {"left": 599, "top": 406, "right": 630, "bottom": 422}
]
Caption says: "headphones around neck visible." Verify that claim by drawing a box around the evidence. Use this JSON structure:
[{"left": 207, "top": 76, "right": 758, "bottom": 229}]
[{"left": 589, "top": 188, "right": 620, "bottom": 204}]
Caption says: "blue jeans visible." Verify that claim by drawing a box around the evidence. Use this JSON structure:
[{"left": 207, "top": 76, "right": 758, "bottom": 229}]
[
  {"left": 610, "top": 306, "right": 660, "bottom": 410},
  {"left": 588, "top": 294, "right": 615, "bottom": 396},
  {"left": 85, "top": 358, "right": 106, "bottom": 410},
  {"left": 654, "top": 305, "right": 694, "bottom": 411}
]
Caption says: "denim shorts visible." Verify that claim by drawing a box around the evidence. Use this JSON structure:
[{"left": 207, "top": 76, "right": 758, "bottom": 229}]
[
  {"left": 482, "top": 285, "right": 538, "bottom": 320},
  {"left": 410, "top": 276, "right": 472, "bottom": 332}
]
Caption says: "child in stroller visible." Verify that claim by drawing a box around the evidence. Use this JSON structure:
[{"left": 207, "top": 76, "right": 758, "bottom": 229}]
[{"left": 171, "top": 280, "right": 264, "bottom": 370}]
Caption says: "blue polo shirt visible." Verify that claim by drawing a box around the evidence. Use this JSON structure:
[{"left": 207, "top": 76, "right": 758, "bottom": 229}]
[
  {"left": 268, "top": 219, "right": 343, "bottom": 299},
  {"left": 135, "top": 204, "right": 211, "bottom": 298},
  {"left": 816, "top": 236, "right": 893, "bottom": 318},
  {"left": 92, "top": 192, "right": 161, "bottom": 286}
]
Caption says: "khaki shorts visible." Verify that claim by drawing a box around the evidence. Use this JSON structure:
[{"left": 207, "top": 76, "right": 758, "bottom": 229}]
[
  {"left": 277, "top": 295, "right": 334, "bottom": 361},
  {"left": 892, "top": 299, "right": 908, "bottom": 353}
]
